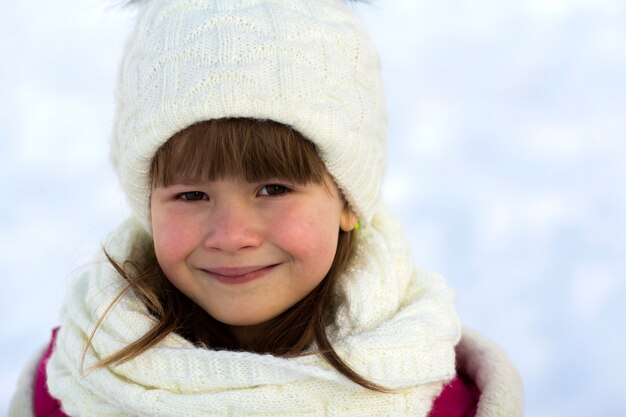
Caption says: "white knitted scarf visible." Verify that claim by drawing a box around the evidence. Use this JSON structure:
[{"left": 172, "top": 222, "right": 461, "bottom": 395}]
[{"left": 47, "top": 206, "right": 462, "bottom": 417}]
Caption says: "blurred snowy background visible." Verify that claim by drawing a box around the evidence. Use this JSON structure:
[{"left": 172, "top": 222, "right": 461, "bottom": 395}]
[{"left": 1, "top": 0, "right": 625, "bottom": 415}]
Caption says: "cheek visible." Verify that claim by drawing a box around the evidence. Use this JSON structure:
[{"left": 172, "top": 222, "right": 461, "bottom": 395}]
[
  {"left": 151, "top": 210, "right": 196, "bottom": 275},
  {"left": 270, "top": 201, "right": 341, "bottom": 271}
]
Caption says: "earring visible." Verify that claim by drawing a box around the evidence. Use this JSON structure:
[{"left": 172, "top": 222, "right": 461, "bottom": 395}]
[{"left": 354, "top": 221, "right": 360, "bottom": 231}]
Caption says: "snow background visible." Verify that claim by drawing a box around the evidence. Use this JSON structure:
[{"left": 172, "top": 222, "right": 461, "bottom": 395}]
[{"left": 1, "top": 1, "right": 625, "bottom": 415}]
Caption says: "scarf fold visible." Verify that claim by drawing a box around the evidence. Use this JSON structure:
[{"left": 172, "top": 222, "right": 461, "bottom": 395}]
[{"left": 47, "top": 205, "right": 462, "bottom": 417}]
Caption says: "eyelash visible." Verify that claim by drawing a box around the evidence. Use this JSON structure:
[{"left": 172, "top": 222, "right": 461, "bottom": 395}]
[
  {"left": 176, "top": 191, "right": 208, "bottom": 201},
  {"left": 257, "top": 183, "right": 292, "bottom": 196},
  {"left": 175, "top": 183, "right": 293, "bottom": 201}
]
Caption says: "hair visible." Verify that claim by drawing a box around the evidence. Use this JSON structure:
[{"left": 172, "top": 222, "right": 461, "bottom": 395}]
[{"left": 88, "top": 118, "right": 390, "bottom": 392}]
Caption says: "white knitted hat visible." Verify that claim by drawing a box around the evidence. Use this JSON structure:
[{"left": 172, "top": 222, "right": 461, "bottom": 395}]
[{"left": 110, "top": 0, "right": 387, "bottom": 231}]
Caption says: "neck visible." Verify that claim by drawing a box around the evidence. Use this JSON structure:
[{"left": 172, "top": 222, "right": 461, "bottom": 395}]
[{"left": 228, "top": 321, "right": 271, "bottom": 347}]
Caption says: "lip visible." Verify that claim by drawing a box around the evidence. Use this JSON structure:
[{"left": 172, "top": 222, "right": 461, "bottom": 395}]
[{"left": 200, "top": 264, "right": 278, "bottom": 285}]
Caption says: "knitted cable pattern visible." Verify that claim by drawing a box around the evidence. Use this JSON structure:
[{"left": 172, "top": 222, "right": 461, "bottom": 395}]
[
  {"left": 46, "top": 206, "right": 461, "bottom": 417},
  {"left": 110, "top": 0, "right": 388, "bottom": 232}
]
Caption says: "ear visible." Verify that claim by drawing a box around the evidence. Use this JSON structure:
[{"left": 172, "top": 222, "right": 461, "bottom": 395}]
[{"left": 340, "top": 207, "right": 359, "bottom": 232}]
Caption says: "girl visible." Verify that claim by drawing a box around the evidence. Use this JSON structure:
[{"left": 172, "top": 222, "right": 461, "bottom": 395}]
[{"left": 10, "top": 0, "right": 523, "bottom": 416}]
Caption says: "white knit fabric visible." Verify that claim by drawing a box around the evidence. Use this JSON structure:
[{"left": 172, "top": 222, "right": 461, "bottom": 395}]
[
  {"left": 45, "top": 206, "right": 462, "bottom": 417},
  {"left": 456, "top": 328, "right": 525, "bottom": 417},
  {"left": 110, "top": 0, "right": 387, "bottom": 231},
  {"left": 10, "top": 330, "right": 525, "bottom": 417},
  {"left": 9, "top": 329, "right": 524, "bottom": 417}
]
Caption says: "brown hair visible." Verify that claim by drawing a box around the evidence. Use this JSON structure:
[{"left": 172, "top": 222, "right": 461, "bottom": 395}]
[{"left": 89, "top": 118, "right": 389, "bottom": 392}]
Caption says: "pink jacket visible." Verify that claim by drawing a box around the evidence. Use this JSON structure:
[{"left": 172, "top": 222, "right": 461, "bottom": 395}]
[{"left": 34, "top": 328, "right": 479, "bottom": 417}]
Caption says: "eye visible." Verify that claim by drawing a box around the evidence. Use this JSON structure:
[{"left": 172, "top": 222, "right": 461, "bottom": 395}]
[
  {"left": 257, "top": 184, "right": 292, "bottom": 197},
  {"left": 177, "top": 191, "right": 208, "bottom": 201}
]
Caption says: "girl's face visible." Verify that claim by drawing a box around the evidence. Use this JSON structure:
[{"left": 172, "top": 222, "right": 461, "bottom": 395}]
[{"left": 150, "top": 176, "right": 357, "bottom": 338}]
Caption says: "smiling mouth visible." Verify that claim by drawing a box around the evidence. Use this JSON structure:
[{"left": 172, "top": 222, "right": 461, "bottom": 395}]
[{"left": 201, "top": 264, "right": 278, "bottom": 284}]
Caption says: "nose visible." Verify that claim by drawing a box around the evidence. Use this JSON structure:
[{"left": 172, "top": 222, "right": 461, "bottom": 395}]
[{"left": 203, "top": 200, "right": 262, "bottom": 252}]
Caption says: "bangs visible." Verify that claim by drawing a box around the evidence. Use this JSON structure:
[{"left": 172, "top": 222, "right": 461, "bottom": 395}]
[{"left": 151, "top": 118, "right": 327, "bottom": 187}]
